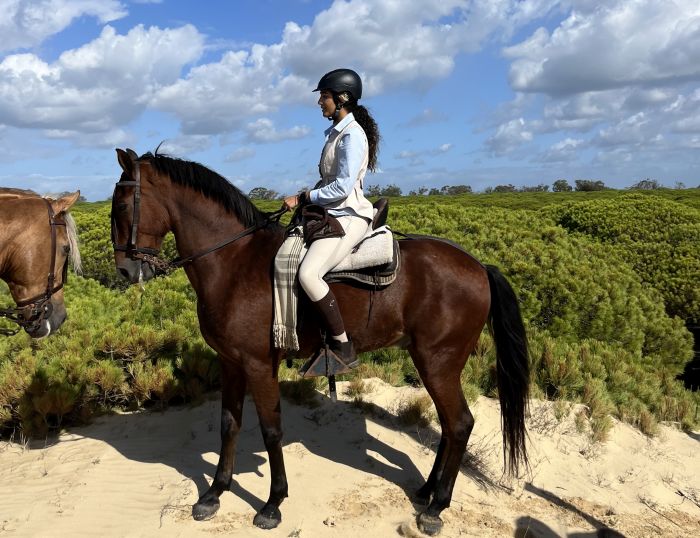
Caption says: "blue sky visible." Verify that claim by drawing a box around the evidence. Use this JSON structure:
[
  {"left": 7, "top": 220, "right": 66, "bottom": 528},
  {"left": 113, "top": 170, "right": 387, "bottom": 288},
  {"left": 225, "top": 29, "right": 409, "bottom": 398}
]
[{"left": 1, "top": 0, "right": 699, "bottom": 201}]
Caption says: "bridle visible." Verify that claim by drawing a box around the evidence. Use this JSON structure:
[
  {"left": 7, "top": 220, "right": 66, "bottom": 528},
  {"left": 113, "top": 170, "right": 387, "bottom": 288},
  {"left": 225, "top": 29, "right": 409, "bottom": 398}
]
[
  {"left": 0, "top": 198, "right": 69, "bottom": 336},
  {"left": 111, "top": 151, "right": 287, "bottom": 275},
  {"left": 111, "top": 150, "right": 163, "bottom": 268}
]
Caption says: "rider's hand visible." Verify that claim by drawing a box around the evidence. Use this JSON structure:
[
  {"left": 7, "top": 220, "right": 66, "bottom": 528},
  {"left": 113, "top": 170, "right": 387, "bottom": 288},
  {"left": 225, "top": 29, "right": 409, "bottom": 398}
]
[
  {"left": 282, "top": 194, "right": 299, "bottom": 211},
  {"left": 282, "top": 191, "right": 307, "bottom": 211}
]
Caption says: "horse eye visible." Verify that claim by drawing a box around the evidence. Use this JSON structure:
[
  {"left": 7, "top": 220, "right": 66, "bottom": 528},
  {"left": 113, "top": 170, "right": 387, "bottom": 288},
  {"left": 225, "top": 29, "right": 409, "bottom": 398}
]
[
  {"left": 63, "top": 245, "right": 71, "bottom": 255},
  {"left": 117, "top": 203, "right": 128, "bottom": 211}
]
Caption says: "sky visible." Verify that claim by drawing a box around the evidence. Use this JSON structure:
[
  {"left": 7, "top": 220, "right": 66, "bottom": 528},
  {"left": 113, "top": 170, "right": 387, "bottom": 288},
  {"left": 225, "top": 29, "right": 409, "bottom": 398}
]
[{"left": 0, "top": 0, "right": 699, "bottom": 201}]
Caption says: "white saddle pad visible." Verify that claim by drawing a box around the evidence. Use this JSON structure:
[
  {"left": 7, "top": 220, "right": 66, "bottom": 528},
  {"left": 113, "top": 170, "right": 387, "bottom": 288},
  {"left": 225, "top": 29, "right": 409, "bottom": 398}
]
[{"left": 331, "top": 225, "right": 394, "bottom": 272}]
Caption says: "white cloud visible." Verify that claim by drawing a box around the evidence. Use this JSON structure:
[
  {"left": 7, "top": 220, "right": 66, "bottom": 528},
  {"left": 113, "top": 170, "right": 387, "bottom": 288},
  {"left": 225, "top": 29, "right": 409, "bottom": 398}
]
[
  {"left": 538, "top": 137, "right": 585, "bottom": 162},
  {"left": 44, "top": 127, "right": 131, "bottom": 148},
  {"left": 485, "top": 118, "right": 533, "bottom": 156},
  {"left": 0, "top": 0, "right": 127, "bottom": 53},
  {"left": 243, "top": 118, "right": 310, "bottom": 143},
  {"left": 0, "top": 24, "right": 204, "bottom": 133},
  {"left": 158, "top": 135, "right": 213, "bottom": 156},
  {"left": 152, "top": 0, "right": 561, "bottom": 134},
  {"left": 505, "top": 1, "right": 700, "bottom": 96}
]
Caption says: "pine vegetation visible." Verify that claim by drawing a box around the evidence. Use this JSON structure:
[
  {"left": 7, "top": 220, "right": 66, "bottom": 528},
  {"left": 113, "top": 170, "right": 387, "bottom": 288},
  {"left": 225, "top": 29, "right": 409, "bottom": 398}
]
[{"left": 0, "top": 190, "right": 698, "bottom": 438}]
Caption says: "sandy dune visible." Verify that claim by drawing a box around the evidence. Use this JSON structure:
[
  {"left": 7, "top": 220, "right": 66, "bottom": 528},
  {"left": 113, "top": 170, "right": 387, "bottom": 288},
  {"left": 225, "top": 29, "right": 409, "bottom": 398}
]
[{"left": 0, "top": 379, "right": 698, "bottom": 537}]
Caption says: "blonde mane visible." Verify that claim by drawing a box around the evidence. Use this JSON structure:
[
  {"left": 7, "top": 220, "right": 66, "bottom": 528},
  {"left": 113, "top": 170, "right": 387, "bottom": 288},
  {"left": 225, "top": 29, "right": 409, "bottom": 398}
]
[{"left": 64, "top": 212, "right": 82, "bottom": 275}]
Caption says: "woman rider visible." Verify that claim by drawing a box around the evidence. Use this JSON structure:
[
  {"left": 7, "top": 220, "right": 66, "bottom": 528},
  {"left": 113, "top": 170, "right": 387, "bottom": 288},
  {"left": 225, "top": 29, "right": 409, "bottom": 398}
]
[{"left": 283, "top": 68, "right": 380, "bottom": 369}]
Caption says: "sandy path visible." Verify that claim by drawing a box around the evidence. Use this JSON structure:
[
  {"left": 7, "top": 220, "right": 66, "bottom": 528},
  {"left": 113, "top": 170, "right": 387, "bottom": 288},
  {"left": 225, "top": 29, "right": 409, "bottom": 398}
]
[{"left": 0, "top": 379, "right": 698, "bottom": 537}]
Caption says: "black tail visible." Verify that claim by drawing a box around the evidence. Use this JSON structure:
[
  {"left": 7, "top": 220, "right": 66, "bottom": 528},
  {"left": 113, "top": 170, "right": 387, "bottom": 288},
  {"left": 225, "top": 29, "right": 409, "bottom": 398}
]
[{"left": 486, "top": 265, "right": 529, "bottom": 475}]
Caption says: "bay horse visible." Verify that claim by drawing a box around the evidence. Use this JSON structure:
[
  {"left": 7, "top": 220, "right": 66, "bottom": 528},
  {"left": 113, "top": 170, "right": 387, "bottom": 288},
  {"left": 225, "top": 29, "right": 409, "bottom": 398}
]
[
  {"left": 0, "top": 188, "right": 81, "bottom": 338},
  {"left": 111, "top": 148, "right": 529, "bottom": 536}
]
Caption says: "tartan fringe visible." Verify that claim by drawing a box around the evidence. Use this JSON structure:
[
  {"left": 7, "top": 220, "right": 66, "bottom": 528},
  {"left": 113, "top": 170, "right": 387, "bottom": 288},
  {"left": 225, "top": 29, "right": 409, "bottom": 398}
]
[{"left": 273, "top": 324, "right": 299, "bottom": 351}]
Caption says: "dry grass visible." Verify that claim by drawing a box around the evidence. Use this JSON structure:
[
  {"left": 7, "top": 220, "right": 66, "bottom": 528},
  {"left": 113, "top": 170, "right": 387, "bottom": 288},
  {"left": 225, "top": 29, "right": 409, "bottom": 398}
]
[{"left": 395, "top": 393, "right": 435, "bottom": 427}]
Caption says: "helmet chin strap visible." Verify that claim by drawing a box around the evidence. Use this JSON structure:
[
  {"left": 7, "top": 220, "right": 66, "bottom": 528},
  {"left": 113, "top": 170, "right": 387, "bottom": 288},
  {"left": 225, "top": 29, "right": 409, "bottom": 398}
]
[{"left": 329, "top": 92, "right": 351, "bottom": 121}]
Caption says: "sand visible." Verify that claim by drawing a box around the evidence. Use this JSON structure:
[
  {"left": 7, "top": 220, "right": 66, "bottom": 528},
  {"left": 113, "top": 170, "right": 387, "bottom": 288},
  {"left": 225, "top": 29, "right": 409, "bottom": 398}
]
[{"left": 0, "top": 378, "right": 698, "bottom": 537}]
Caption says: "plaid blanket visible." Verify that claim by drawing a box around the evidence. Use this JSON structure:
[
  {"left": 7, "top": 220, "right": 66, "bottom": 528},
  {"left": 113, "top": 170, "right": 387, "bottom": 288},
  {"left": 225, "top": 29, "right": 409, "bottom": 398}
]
[{"left": 272, "top": 227, "right": 307, "bottom": 350}]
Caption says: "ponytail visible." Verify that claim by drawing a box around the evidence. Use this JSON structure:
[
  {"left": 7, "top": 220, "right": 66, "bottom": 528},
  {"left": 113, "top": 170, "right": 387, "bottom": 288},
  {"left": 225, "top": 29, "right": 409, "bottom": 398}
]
[{"left": 346, "top": 102, "right": 380, "bottom": 172}]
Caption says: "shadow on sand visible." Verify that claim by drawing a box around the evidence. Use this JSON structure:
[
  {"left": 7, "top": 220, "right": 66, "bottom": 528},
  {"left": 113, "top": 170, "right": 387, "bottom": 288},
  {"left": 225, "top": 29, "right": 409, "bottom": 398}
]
[
  {"left": 35, "top": 388, "right": 503, "bottom": 516},
  {"left": 513, "top": 484, "right": 627, "bottom": 538}
]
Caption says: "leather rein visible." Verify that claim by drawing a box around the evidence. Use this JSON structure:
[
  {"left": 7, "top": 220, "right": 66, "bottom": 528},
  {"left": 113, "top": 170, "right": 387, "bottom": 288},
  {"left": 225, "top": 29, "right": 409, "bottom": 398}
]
[
  {"left": 111, "top": 152, "right": 287, "bottom": 275},
  {"left": 0, "top": 199, "right": 69, "bottom": 336}
]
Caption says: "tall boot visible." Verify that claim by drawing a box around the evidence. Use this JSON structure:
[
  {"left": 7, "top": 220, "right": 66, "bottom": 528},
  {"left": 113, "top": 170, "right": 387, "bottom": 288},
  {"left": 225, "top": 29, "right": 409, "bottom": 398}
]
[{"left": 300, "top": 290, "right": 358, "bottom": 377}]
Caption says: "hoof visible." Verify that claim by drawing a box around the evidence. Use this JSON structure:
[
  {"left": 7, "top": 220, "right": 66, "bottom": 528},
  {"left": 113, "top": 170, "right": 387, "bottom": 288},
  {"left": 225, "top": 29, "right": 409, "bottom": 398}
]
[
  {"left": 192, "top": 498, "right": 220, "bottom": 521},
  {"left": 253, "top": 505, "right": 282, "bottom": 530},
  {"left": 417, "top": 512, "right": 443, "bottom": 536}
]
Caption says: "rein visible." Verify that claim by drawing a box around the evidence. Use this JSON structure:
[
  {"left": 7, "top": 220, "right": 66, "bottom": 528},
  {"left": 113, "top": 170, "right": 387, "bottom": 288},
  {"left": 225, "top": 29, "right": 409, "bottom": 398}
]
[
  {"left": 0, "top": 198, "right": 68, "bottom": 336},
  {"left": 112, "top": 151, "right": 287, "bottom": 275},
  {"left": 139, "top": 208, "right": 288, "bottom": 275}
]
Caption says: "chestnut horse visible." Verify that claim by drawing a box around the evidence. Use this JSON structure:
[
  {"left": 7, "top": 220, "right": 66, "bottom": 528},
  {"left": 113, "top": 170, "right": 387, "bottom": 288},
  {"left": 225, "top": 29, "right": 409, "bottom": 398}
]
[
  {"left": 111, "top": 148, "right": 529, "bottom": 536},
  {"left": 0, "top": 189, "right": 81, "bottom": 338}
]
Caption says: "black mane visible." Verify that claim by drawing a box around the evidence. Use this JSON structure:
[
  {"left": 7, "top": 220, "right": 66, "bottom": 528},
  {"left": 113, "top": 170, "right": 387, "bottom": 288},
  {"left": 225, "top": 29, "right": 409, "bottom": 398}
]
[{"left": 140, "top": 152, "right": 265, "bottom": 227}]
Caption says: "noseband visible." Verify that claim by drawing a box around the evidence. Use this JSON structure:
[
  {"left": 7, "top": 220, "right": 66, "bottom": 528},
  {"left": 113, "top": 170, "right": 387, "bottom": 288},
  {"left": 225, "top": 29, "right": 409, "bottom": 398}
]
[
  {"left": 0, "top": 198, "right": 69, "bottom": 336},
  {"left": 112, "top": 153, "right": 287, "bottom": 275}
]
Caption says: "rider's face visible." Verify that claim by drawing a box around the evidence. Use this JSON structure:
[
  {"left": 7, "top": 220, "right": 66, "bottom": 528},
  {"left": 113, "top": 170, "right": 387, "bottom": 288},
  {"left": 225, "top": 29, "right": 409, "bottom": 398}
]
[{"left": 318, "top": 90, "right": 335, "bottom": 118}]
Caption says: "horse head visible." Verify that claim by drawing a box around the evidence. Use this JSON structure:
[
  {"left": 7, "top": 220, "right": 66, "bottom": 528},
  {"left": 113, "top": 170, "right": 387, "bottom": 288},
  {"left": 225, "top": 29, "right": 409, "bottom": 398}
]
[
  {"left": 0, "top": 191, "right": 81, "bottom": 338},
  {"left": 112, "top": 148, "right": 171, "bottom": 284}
]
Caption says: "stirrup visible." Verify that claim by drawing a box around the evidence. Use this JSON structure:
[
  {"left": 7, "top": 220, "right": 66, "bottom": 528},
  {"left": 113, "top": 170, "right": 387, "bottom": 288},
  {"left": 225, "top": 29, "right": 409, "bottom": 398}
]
[{"left": 299, "top": 344, "right": 356, "bottom": 378}]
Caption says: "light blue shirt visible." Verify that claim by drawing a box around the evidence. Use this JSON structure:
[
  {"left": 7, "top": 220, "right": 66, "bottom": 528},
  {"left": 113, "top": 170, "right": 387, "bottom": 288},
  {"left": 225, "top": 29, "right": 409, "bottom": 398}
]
[{"left": 308, "top": 113, "right": 366, "bottom": 206}]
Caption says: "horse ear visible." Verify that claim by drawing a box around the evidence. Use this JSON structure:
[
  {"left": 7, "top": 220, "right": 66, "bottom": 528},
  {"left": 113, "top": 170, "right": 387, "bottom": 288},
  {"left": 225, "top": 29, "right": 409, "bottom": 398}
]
[
  {"left": 116, "top": 148, "right": 132, "bottom": 173},
  {"left": 126, "top": 148, "right": 138, "bottom": 160},
  {"left": 51, "top": 191, "right": 80, "bottom": 215}
]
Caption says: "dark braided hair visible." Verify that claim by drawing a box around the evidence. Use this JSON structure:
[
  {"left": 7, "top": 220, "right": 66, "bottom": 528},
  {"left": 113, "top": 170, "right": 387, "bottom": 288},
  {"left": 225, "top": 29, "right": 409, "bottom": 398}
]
[{"left": 344, "top": 100, "right": 380, "bottom": 172}]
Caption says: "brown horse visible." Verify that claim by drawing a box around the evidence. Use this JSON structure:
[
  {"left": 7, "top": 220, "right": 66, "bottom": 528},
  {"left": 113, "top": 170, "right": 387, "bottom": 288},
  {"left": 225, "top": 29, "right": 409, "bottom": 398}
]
[
  {"left": 111, "top": 148, "right": 529, "bottom": 536},
  {"left": 0, "top": 189, "right": 81, "bottom": 338}
]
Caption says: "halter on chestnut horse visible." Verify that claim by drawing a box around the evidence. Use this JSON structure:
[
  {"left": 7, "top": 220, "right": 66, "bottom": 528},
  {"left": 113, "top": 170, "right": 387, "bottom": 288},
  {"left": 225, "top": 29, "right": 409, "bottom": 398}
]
[{"left": 0, "top": 189, "right": 81, "bottom": 338}]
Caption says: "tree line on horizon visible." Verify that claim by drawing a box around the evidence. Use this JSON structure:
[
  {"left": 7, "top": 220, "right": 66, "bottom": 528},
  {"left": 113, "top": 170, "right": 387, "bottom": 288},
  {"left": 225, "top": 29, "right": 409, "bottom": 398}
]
[{"left": 248, "top": 178, "right": 696, "bottom": 200}]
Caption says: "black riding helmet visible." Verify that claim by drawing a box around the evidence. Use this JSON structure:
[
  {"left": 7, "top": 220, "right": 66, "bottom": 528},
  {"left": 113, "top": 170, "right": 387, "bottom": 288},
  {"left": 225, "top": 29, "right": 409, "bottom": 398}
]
[{"left": 313, "top": 68, "right": 362, "bottom": 101}]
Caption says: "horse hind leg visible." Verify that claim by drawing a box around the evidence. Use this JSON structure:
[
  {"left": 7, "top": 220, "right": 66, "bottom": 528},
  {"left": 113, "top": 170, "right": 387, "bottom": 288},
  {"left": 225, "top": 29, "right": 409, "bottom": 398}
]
[
  {"left": 414, "top": 417, "right": 446, "bottom": 504},
  {"left": 410, "top": 344, "right": 475, "bottom": 536},
  {"left": 193, "top": 360, "right": 246, "bottom": 521}
]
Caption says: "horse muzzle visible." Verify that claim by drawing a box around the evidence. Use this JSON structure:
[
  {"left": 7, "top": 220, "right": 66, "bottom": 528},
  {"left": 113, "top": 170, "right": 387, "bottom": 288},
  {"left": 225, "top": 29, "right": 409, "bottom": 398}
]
[
  {"left": 117, "top": 257, "right": 156, "bottom": 284},
  {"left": 24, "top": 300, "right": 67, "bottom": 339}
]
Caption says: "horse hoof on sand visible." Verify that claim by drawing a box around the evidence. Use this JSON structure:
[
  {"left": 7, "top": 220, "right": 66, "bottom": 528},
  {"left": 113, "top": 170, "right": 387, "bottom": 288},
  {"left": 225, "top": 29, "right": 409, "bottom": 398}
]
[
  {"left": 192, "top": 499, "right": 220, "bottom": 521},
  {"left": 253, "top": 505, "right": 282, "bottom": 530},
  {"left": 417, "top": 512, "right": 443, "bottom": 536}
]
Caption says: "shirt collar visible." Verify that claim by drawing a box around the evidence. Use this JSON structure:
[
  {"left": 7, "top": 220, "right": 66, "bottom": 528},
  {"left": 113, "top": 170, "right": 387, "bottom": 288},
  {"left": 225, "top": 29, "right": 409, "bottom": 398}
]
[{"left": 324, "top": 112, "right": 355, "bottom": 137}]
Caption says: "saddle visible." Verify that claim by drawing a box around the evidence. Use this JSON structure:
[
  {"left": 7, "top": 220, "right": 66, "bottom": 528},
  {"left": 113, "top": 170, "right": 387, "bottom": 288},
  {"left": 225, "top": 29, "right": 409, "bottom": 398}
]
[{"left": 324, "top": 198, "right": 400, "bottom": 287}]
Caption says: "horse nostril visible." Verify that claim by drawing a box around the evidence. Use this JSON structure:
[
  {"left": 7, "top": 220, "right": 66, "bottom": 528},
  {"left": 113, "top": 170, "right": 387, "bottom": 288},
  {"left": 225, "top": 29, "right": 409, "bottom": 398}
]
[{"left": 118, "top": 267, "right": 131, "bottom": 280}]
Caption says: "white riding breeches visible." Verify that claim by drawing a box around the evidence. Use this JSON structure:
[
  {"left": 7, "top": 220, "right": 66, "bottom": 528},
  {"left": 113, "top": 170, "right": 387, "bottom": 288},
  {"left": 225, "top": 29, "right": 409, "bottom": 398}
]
[{"left": 298, "top": 215, "right": 369, "bottom": 302}]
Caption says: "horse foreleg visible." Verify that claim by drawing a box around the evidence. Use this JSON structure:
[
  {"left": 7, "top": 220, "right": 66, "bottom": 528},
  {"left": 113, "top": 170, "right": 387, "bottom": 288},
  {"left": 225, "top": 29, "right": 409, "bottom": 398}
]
[
  {"left": 193, "top": 360, "right": 246, "bottom": 521},
  {"left": 247, "top": 364, "right": 288, "bottom": 530}
]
